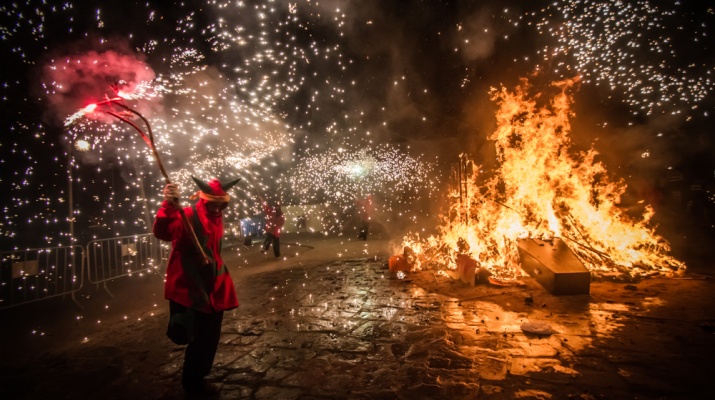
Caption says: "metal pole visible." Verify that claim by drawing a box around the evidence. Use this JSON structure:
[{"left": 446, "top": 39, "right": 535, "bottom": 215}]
[
  {"left": 136, "top": 169, "right": 153, "bottom": 233},
  {"left": 464, "top": 158, "right": 469, "bottom": 227},
  {"left": 458, "top": 156, "right": 463, "bottom": 223},
  {"left": 68, "top": 153, "right": 74, "bottom": 245}
]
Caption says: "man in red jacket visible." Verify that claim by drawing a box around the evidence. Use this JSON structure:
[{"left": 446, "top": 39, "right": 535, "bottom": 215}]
[
  {"left": 259, "top": 195, "right": 285, "bottom": 258},
  {"left": 153, "top": 176, "right": 239, "bottom": 396}
]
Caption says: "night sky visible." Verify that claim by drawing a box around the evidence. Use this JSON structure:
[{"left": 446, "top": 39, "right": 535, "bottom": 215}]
[{"left": 1, "top": 0, "right": 714, "bottom": 250}]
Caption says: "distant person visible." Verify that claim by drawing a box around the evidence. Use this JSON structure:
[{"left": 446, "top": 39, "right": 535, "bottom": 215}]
[
  {"left": 260, "top": 195, "right": 285, "bottom": 257},
  {"left": 356, "top": 194, "right": 374, "bottom": 240},
  {"left": 297, "top": 213, "right": 307, "bottom": 233},
  {"left": 153, "top": 176, "right": 240, "bottom": 396}
]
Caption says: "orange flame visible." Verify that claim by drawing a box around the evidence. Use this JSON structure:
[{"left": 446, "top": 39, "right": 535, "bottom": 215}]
[{"left": 404, "top": 77, "right": 685, "bottom": 280}]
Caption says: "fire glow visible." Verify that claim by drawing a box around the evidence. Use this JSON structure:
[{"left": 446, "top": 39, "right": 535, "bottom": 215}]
[{"left": 404, "top": 78, "right": 686, "bottom": 281}]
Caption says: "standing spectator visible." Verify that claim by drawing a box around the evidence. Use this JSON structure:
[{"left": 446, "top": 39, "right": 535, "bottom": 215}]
[
  {"left": 152, "top": 176, "right": 240, "bottom": 396},
  {"left": 297, "top": 213, "right": 307, "bottom": 233},
  {"left": 260, "top": 195, "right": 285, "bottom": 257},
  {"left": 356, "top": 194, "right": 374, "bottom": 240}
]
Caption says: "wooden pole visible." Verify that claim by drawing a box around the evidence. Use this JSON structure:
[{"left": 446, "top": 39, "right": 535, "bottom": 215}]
[{"left": 104, "top": 109, "right": 210, "bottom": 265}]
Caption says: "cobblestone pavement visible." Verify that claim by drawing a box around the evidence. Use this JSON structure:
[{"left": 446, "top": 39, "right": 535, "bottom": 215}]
[{"left": 1, "top": 235, "right": 715, "bottom": 399}]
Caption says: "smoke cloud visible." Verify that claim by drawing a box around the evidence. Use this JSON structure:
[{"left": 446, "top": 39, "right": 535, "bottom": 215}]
[{"left": 38, "top": 47, "right": 157, "bottom": 125}]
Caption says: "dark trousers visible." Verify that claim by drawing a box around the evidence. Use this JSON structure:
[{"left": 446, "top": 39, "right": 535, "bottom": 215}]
[
  {"left": 169, "top": 301, "right": 224, "bottom": 392},
  {"left": 262, "top": 233, "right": 280, "bottom": 257}
]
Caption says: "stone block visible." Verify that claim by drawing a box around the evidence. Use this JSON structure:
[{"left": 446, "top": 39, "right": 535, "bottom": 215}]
[{"left": 517, "top": 238, "right": 590, "bottom": 295}]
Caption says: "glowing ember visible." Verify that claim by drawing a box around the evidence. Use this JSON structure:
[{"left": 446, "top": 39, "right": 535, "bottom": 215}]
[
  {"left": 404, "top": 78, "right": 686, "bottom": 281},
  {"left": 535, "top": 0, "right": 714, "bottom": 117},
  {"left": 74, "top": 140, "right": 90, "bottom": 152},
  {"left": 290, "top": 144, "right": 437, "bottom": 217}
]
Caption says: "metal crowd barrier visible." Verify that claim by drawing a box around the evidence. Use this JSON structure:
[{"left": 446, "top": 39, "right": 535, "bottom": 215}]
[
  {"left": 86, "top": 233, "right": 168, "bottom": 297},
  {"left": 0, "top": 245, "right": 84, "bottom": 310}
]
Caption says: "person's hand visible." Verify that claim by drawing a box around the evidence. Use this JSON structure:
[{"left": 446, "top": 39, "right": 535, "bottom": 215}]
[{"left": 163, "top": 183, "right": 180, "bottom": 203}]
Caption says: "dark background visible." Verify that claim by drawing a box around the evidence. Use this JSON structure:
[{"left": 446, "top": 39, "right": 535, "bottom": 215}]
[{"left": 0, "top": 0, "right": 713, "bottom": 266}]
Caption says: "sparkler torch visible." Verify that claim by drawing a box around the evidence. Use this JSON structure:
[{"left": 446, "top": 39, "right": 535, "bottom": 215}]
[{"left": 67, "top": 91, "right": 210, "bottom": 265}]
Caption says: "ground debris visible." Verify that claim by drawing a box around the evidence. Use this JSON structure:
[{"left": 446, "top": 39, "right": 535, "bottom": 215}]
[{"left": 520, "top": 321, "right": 553, "bottom": 335}]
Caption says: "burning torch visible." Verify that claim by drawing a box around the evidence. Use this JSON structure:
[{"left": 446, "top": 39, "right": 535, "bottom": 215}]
[{"left": 66, "top": 88, "right": 210, "bottom": 265}]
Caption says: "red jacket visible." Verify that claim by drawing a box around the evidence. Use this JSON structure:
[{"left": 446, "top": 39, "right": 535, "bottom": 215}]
[
  {"left": 262, "top": 202, "right": 285, "bottom": 237},
  {"left": 153, "top": 199, "right": 238, "bottom": 313}
]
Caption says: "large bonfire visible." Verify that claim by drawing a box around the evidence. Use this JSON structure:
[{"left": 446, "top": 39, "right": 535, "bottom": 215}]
[{"left": 403, "top": 77, "right": 685, "bottom": 281}]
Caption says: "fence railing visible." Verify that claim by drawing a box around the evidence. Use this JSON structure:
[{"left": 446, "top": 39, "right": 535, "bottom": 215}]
[
  {"left": 1, "top": 233, "right": 172, "bottom": 310},
  {"left": 0, "top": 231, "right": 254, "bottom": 309},
  {"left": 0, "top": 245, "right": 84, "bottom": 309},
  {"left": 86, "top": 234, "right": 169, "bottom": 297}
]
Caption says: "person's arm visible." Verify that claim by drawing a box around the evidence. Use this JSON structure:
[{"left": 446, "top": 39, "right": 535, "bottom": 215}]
[
  {"left": 152, "top": 184, "right": 184, "bottom": 241},
  {"left": 262, "top": 201, "right": 271, "bottom": 215}
]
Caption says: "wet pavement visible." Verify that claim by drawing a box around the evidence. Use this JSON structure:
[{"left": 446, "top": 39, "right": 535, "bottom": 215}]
[{"left": 1, "top": 233, "right": 715, "bottom": 399}]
